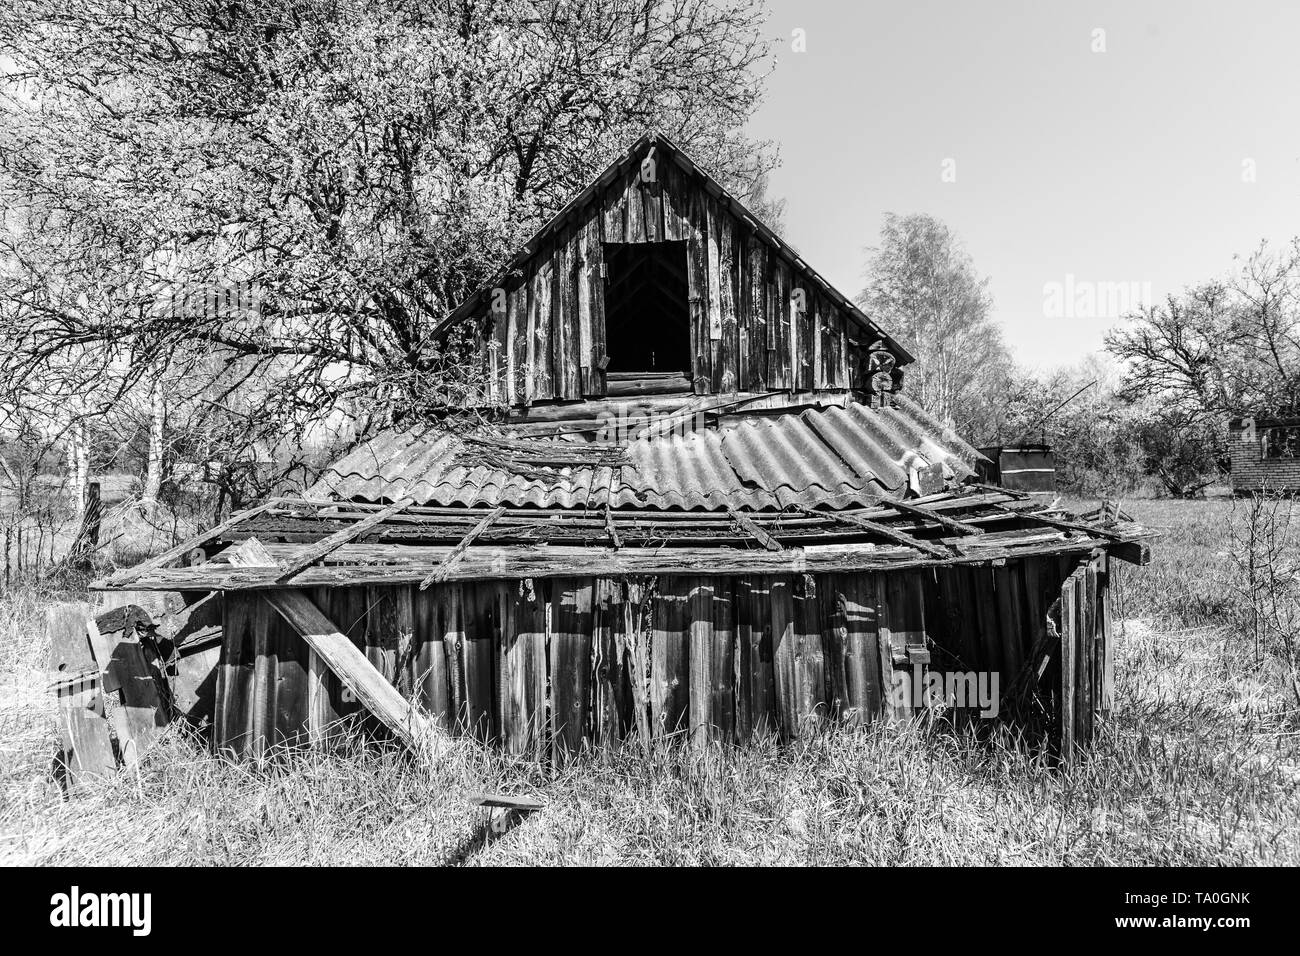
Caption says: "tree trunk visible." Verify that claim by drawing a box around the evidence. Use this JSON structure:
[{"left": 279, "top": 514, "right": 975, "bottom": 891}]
[
  {"left": 69, "top": 422, "right": 89, "bottom": 518},
  {"left": 141, "top": 377, "right": 165, "bottom": 514}
]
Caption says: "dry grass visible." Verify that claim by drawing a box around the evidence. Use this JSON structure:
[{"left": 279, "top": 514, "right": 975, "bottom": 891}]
[{"left": 1, "top": 498, "right": 1297, "bottom": 866}]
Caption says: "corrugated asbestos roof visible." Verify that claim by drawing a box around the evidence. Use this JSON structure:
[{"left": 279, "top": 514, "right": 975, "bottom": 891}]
[{"left": 307, "top": 396, "right": 984, "bottom": 512}]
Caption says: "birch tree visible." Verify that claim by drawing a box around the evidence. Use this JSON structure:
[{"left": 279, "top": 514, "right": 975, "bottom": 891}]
[{"left": 858, "top": 213, "right": 1009, "bottom": 431}]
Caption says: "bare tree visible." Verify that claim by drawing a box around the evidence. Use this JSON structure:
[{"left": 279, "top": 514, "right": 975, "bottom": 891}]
[{"left": 0, "top": 0, "right": 778, "bottom": 498}]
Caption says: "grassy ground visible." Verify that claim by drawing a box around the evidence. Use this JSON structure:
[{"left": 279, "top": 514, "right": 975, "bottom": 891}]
[{"left": 1, "top": 498, "right": 1297, "bottom": 866}]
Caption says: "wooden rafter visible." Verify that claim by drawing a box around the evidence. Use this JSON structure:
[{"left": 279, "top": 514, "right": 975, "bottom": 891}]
[
  {"left": 275, "top": 495, "right": 415, "bottom": 582},
  {"left": 419, "top": 506, "right": 507, "bottom": 589},
  {"left": 992, "top": 505, "right": 1125, "bottom": 541},
  {"left": 794, "top": 504, "right": 951, "bottom": 559},
  {"left": 105, "top": 497, "right": 285, "bottom": 587},
  {"left": 879, "top": 496, "right": 985, "bottom": 535}
]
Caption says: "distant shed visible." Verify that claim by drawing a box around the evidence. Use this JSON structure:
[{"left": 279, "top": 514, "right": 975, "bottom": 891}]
[
  {"left": 976, "top": 445, "right": 1056, "bottom": 494},
  {"left": 1228, "top": 416, "right": 1300, "bottom": 493}
]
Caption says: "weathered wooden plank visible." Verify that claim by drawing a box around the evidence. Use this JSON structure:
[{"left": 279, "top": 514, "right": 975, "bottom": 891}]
[
  {"left": 1059, "top": 570, "right": 1078, "bottom": 766},
  {"left": 510, "top": 280, "right": 529, "bottom": 403},
  {"left": 462, "top": 583, "right": 497, "bottom": 742},
  {"left": 1100, "top": 559, "right": 1114, "bottom": 716},
  {"left": 551, "top": 577, "right": 593, "bottom": 757},
  {"left": 560, "top": 225, "right": 584, "bottom": 399},
  {"left": 973, "top": 566, "right": 1003, "bottom": 677},
  {"left": 874, "top": 574, "right": 897, "bottom": 721},
  {"left": 839, "top": 574, "right": 882, "bottom": 724},
  {"left": 215, "top": 593, "right": 260, "bottom": 757},
  {"left": 277, "top": 496, "right": 414, "bottom": 582},
  {"left": 750, "top": 235, "right": 769, "bottom": 389},
  {"left": 742, "top": 576, "right": 776, "bottom": 739},
  {"left": 590, "top": 578, "right": 622, "bottom": 748},
  {"left": 530, "top": 254, "right": 554, "bottom": 399},
  {"left": 716, "top": 212, "right": 738, "bottom": 392},
  {"left": 687, "top": 576, "right": 714, "bottom": 746},
  {"left": 769, "top": 575, "right": 797, "bottom": 738},
  {"left": 47, "top": 603, "right": 117, "bottom": 783},
  {"left": 269, "top": 596, "right": 310, "bottom": 751},
  {"left": 795, "top": 505, "right": 951, "bottom": 559},
  {"left": 576, "top": 207, "right": 595, "bottom": 395},
  {"left": 705, "top": 195, "right": 723, "bottom": 344},
  {"left": 711, "top": 577, "right": 735, "bottom": 742},
  {"left": 823, "top": 574, "right": 850, "bottom": 721},
  {"left": 491, "top": 293, "right": 509, "bottom": 403},
  {"left": 771, "top": 259, "right": 792, "bottom": 390},
  {"left": 366, "top": 585, "right": 413, "bottom": 694},
  {"left": 500, "top": 578, "right": 546, "bottom": 754},
  {"left": 685, "top": 182, "right": 712, "bottom": 393},
  {"left": 419, "top": 506, "right": 507, "bottom": 588},
  {"left": 641, "top": 148, "right": 662, "bottom": 241},
  {"left": 650, "top": 577, "right": 690, "bottom": 737},
  {"left": 994, "top": 564, "right": 1025, "bottom": 682},
  {"left": 792, "top": 575, "right": 827, "bottom": 733},
  {"left": 62, "top": 703, "right": 116, "bottom": 784},
  {"left": 413, "top": 586, "right": 453, "bottom": 730},
  {"left": 625, "top": 161, "right": 646, "bottom": 243},
  {"left": 881, "top": 498, "right": 985, "bottom": 536}
]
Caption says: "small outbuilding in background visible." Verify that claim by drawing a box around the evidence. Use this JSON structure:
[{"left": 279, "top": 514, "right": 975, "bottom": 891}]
[
  {"left": 976, "top": 444, "right": 1056, "bottom": 494},
  {"left": 1228, "top": 415, "right": 1300, "bottom": 494}
]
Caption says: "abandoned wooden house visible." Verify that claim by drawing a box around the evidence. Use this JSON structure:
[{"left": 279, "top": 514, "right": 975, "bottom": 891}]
[
  {"left": 82, "top": 133, "right": 1154, "bottom": 772},
  {"left": 1228, "top": 415, "right": 1300, "bottom": 493}
]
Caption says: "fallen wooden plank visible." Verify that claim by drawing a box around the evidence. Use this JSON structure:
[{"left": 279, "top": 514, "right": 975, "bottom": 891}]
[
  {"left": 103, "top": 498, "right": 285, "bottom": 587},
  {"left": 466, "top": 791, "right": 545, "bottom": 811},
  {"left": 46, "top": 603, "right": 118, "bottom": 783},
  {"left": 794, "top": 505, "right": 951, "bottom": 559},
  {"left": 276, "top": 495, "right": 415, "bottom": 582},
  {"left": 228, "top": 541, "right": 425, "bottom": 749},
  {"left": 419, "top": 506, "right": 507, "bottom": 590},
  {"left": 880, "top": 497, "right": 985, "bottom": 535},
  {"left": 727, "top": 507, "right": 783, "bottom": 551}
]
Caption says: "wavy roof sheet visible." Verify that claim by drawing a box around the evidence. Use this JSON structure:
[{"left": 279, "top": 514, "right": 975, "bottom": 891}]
[{"left": 307, "top": 396, "right": 984, "bottom": 512}]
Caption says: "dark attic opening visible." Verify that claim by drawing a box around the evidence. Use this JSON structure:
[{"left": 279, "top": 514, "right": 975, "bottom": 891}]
[{"left": 602, "top": 240, "right": 691, "bottom": 375}]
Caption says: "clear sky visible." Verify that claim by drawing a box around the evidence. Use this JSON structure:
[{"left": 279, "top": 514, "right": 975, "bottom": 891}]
[{"left": 747, "top": 0, "right": 1300, "bottom": 369}]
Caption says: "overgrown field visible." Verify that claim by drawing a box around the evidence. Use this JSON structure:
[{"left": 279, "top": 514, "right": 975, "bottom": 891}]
[{"left": 1, "top": 498, "right": 1297, "bottom": 866}]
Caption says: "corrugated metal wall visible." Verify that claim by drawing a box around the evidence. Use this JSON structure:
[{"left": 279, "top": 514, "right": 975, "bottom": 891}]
[{"left": 212, "top": 555, "right": 1112, "bottom": 762}]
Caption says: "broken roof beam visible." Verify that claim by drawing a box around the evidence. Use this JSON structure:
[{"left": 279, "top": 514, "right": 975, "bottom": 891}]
[
  {"left": 793, "top": 504, "right": 951, "bottom": 559},
  {"left": 992, "top": 505, "right": 1126, "bottom": 541},
  {"left": 275, "top": 495, "right": 415, "bottom": 583},
  {"left": 604, "top": 503, "right": 622, "bottom": 549},
  {"left": 727, "top": 507, "right": 784, "bottom": 552},
  {"left": 419, "top": 506, "right": 507, "bottom": 589},
  {"left": 878, "top": 496, "right": 985, "bottom": 535},
  {"left": 103, "top": 497, "right": 286, "bottom": 587}
]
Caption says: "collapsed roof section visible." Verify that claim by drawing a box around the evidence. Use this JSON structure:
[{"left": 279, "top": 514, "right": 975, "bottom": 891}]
[{"left": 97, "top": 484, "right": 1154, "bottom": 593}]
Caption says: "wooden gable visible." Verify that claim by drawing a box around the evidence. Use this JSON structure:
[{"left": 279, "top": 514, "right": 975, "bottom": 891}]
[{"left": 444, "top": 132, "right": 911, "bottom": 408}]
